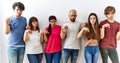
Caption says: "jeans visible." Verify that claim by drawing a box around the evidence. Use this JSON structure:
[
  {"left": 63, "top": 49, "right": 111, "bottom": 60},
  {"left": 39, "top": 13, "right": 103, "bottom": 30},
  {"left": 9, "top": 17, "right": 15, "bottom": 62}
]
[
  {"left": 62, "top": 49, "right": 79, "bottom": 63},
  {"left": 100, "top": 48, "right": 119, "bottom": 63},
  {"left": 8, "top": 46, "right": 25, "bottom": 63},
  {"left": 27, "top": 53, "right": 43, "bottom": 63},
  {"left": 84, "top": 46, "right": 99, "bottom": 63},
  {"left": 45, "top": 51, "right": 61, "bottom": 63}
]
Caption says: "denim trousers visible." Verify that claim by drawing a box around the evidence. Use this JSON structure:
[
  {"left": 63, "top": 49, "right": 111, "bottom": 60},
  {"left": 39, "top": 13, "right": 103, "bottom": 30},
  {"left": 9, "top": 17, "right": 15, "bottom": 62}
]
[
  {"left": 84, "top": 46, "right": 99, "bottom": 63},
  {"left": 27, "top": 53, "right": 43, "bottom": 63},
  {"left": 100, "top": 48, "right": 119, "bottom": 63},
  {"left": 62, "top": 49, "right": 79, "bottom": 63},
  {"left": 45, "top": 51, "right": 61, "bottom": 63},
  {"left": 8, "top": 46, "right": 25, "bottom": 63}
]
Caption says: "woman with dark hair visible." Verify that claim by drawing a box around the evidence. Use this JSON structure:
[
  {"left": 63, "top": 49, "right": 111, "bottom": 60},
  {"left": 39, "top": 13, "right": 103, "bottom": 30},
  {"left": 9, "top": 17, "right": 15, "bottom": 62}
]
[
  {"left": 44, "top": 15, "right": 62, "bottom": 63},
  {"left": 23, "top": 16, "right": 43, "bottom": 63},
  {"left": 77, "top": 13, "right": 100, "bottom": 63}
]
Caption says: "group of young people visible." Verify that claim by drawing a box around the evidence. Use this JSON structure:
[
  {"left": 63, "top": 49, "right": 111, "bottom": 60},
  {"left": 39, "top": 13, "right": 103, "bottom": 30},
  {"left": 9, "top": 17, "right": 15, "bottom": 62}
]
[{"left": 4, "top": 2, "right": 120, "bottom": 63}]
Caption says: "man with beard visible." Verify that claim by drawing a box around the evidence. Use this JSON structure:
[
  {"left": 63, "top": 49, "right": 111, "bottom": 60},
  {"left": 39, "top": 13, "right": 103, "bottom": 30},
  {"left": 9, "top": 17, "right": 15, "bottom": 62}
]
[{"left": 60, "top": 9, "right": 81, "bottom": 63}]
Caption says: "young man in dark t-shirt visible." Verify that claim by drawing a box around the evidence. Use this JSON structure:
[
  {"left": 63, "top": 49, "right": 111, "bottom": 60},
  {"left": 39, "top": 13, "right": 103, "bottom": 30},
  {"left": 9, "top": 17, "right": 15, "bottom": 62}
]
[{"left": 99, "top": 6, "right": 119, "bottom": 63}]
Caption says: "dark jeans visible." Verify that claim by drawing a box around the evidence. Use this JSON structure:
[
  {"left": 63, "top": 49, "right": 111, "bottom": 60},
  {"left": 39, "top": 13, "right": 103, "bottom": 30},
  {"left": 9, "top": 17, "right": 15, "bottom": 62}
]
[
  {"left": 27, "top": 53, "right": 43, "bottom": 63},
  {"left": 62, "top": 49, "right": 79, "bottom": 63},
  {"left": 84, "top": 46, "right": 99, "bottom": 63},
  {"left": 45, "top": 51, "right": 61, "bottom": 63},
  {"left": 100, "top": 48, "right": 119, "bottom": 63}
]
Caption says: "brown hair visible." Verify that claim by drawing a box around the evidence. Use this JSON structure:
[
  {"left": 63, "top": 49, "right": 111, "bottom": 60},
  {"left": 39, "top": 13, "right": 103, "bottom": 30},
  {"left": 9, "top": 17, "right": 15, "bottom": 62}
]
[
  {"left": 86, "top": 13, "right": 100, "bottom": 40},
  {"left": 104, "top": 6, "right": 116, "bottom": 15},
  {"left": 28, "top": 16, "right": 40, "bottom": 32}
]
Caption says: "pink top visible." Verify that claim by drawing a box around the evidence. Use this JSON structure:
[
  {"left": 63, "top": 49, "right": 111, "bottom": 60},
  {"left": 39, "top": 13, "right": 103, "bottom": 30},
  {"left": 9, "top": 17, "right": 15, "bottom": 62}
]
[{"left": 45, "top": 25, "right": 61, "bottom": 53}]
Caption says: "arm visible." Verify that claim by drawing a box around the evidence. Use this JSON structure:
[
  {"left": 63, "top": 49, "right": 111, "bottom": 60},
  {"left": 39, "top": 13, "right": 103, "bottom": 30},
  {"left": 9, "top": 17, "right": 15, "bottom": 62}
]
[
  {"left": 77, "top": 27, "right": 89, "bottom": 39},
  {"left": 23, "top": 30, "right": 29, "bottom": 42},
  {"left": 4, "top": 18, "right": 10, "bottom": 34},
  {"left": 40, "top": 32, "right": 44, "bottom": 43},
  {"left": 43, "top": 30, "right": 48, "bottom": 42},
  {"left": 100, "top": 27, "right": 105, "bottom": 39},
  {"left": 116, "top": 31, "right": 120, "bottom": 40},
  {"left": 60, "top": 28, "right": 67, "bottom": 39}
]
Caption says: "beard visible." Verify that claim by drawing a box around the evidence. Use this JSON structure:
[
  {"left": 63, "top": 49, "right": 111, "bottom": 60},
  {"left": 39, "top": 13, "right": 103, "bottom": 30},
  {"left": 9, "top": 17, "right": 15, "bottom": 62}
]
[{"left": 70, "top": 18, "right": 76, "bottom": 22}]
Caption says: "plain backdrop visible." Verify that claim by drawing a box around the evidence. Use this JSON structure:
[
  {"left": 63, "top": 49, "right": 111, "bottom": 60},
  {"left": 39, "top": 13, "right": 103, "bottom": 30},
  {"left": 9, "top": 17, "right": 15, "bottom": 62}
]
[{"left": 0, "top": 0, "right": 120, "bottom": 63}]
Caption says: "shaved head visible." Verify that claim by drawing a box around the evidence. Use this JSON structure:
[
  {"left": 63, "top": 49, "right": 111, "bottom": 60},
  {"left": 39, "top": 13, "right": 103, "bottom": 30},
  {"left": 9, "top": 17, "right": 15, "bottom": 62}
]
[{"left": 68, "top": 9, "right": 77, "bottom": 22}]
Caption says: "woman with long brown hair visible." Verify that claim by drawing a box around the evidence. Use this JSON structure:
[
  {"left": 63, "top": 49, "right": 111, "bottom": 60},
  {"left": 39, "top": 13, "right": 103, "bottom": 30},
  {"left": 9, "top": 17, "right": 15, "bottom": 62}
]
[{"left": 77, "top": 13, "right": 100, "bottom": 63}]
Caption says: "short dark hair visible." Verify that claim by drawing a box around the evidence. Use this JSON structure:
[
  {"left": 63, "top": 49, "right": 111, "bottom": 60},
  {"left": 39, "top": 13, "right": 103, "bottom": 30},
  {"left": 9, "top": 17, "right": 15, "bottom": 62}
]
[
  {"left": 12, "top": 2, "right": 25, "bottom": 10},
  {"left": 104, "top": 6, "right": 115, "bottom": 15}
]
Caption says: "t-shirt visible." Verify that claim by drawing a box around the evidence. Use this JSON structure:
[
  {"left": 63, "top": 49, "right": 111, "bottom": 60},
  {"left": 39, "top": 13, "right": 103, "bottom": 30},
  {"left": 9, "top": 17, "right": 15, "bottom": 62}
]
[
  {"left": 99, "top": 19, "right": 119, "bottom": 48},
  {"left": 63, "top": 21, "right": 81, "bottom": 49},
  {"left": 25, "top": 30, "right": 43, "bottom": 54},
  {"left": 45, "top": 25, "right": 61, "bottom": 53},
  {"left": 8, "top": 16, "right": 27, "bottom": 46}
]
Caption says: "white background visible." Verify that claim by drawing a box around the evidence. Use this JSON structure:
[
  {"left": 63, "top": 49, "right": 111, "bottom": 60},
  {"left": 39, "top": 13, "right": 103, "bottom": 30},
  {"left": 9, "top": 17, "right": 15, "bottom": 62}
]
[{"left": 0, "top": 0, "right": 120, "bottom": 63}]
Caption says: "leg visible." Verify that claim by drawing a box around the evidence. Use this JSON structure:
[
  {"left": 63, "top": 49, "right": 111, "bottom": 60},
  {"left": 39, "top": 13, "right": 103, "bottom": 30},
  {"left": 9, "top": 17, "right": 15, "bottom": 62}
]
[
  {"left": 45, "top": 53, "right": 53, "bottom": 63},
  {"left": 71, "top": 49, "right": 79, "bottom": 63},
  {"left": 92, "top": 46, "right": 99, "bottom": 63},
  {"left": 108, "top": 49, "right": 119, "bottom": 63},
  {"left": 18, "top": 47, "right": 25, "bottom": 63},
  {"left": 27, "top": 54, "right": 39, "bottom": 63},
  {"left": 100, "top": 48, "right": 108, "bottom": 63},
  {"left": 62, "top": 49, "right": 71, "bottom": 63},
  {"left": 53, "top": 51, "right": 61, "bottom": 63},
  {"left": 37, "top": 53, "right": 43, "bottom": 63},
  {"left": 84, "top": 46, "right": 92, "bottom": 63},
  {"left": 8, "top": 46, "right": 18, "bottom": 63}
]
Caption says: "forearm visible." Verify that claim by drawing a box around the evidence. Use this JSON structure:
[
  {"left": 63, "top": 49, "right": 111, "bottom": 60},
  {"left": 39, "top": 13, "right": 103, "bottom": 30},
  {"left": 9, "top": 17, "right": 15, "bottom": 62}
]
[
  {"left": 116, "top": 31, "right": 120, "bottom": 40},
  {"left": 77, "top": 29, "right": 84, "bottom": 39},
  {"left": 4, "top": 23, "right": 10, "bottom": 34},
  {"left": 43, "top": 34, "right": 48, "bottom": 42},
  {"left": 60, "top": 29, "right": 67, "bottom": 39},
  {"left": 100, "top": 27, "right": 105, "bottom": 39},
  {"left": 23, "top": 31, "right": 29, "bottom": 42}
]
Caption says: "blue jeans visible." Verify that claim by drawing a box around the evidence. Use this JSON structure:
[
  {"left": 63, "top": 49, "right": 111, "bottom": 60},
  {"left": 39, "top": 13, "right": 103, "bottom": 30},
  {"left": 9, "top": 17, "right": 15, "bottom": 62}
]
[
  {"left": 84, "top": 46, "right": 99, "bottom": 63},
  {"left": 62, "top": 49, "right": 79, "bottom": 63},
  {"left": 45, "top": 51, "right": 61, "bottom": 63},
  {"left": 100, "top": 48, "right": 119, "bottom": 63},
  {"left": 27, "top": 53, "right": 43, "bottom": 63},
  {"left": 8, "top": 46, "right": 25, "bottom": 63}
]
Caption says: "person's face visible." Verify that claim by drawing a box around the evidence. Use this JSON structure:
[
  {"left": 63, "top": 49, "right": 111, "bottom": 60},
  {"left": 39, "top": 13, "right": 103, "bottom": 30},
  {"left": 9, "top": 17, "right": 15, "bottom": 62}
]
[
  {"left": 106, "top": 11, "right": 115, "bottom": 19},
  {"left": 14, "top": 7, "right": 23, "bottom": 17},
  {"left": 69, "top": 11, "right": 77, "bottom": 22},
  {"left": 90, "top": 15, "right": 96, "bottom": 25},
  {"left": 49, "top": 19, "right": 56, "bottom": 27},
  {"left": 32, "top": 20, "right": 38, "bottom": 28}
]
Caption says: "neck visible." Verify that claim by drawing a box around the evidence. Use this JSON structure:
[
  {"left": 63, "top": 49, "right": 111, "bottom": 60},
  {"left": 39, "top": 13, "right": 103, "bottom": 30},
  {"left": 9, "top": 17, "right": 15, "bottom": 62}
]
[
  {"left": 33, "top": 27, "right": 37, "bottom": 31},
  {"left": 15, "top": 15, "right": 21, "bottom": 18},
  {"left": 107, "top": 18, "right": 114, "bottom": 23},
  {"left": 51, "top": 25, "right": 56, "bottom": 28}
]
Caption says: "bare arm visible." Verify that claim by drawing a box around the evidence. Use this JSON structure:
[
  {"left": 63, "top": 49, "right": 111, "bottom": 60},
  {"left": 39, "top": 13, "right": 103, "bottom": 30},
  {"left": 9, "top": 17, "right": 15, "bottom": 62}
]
[
  {"left": 77, "top": 27, "right": 89, "bottom": 39},
  {"left": 4, "top": 18, "right": 10, "bottom": 34},
  {"left": 60, "top": 29, "right": 67, "bottom": 39},
  {"left": 100, "top": 27, "right": 105, "bottom": 39},
  {"left": 23, "top": 30, "right": 29, "bottom": 42},
  {"left": 116, "top": 31, "right": 120, "bottom": 40},
  {"left": 40, "top": 32, "right": 44, "bottom": 43}
]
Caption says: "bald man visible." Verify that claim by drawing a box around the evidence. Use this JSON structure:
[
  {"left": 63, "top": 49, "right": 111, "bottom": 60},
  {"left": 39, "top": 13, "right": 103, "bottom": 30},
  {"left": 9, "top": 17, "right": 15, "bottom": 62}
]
[{"left": 60, "top": 9, "right": 82, "bottom": 63}]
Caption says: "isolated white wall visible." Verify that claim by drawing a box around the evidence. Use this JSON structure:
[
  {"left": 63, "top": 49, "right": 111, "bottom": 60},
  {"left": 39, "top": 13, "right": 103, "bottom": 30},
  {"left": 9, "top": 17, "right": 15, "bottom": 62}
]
[{"left": 0, "top": 0, "right": 120, "bottom": 63}]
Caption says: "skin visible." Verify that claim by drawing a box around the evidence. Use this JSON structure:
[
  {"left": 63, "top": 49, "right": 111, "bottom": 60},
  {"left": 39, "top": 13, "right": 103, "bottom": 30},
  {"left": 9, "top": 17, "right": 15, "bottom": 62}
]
[{"left": 5, "top": 7, "right": 23, "bottom": 34}]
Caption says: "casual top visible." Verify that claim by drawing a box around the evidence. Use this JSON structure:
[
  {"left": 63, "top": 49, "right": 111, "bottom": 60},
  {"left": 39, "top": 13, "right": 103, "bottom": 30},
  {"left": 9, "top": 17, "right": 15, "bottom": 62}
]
[
  {"left": 45, "top": 25, "right": 61, "bottom": 53},
  {"left": 25, "top": 30, "right": 43, "bottom": 54},
  {"left": 8, "top": 16, "right": 27, "bottom": 47},
  {"left": 99, "top": 19, "right": 119, "bottom": 48},
  {"left": 63, "top": 21, "right": 81, "bottom": 49}
]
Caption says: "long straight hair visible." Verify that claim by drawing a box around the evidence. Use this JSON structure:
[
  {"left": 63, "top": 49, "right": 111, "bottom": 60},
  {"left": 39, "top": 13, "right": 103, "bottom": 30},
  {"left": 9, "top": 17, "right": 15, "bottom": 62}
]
[
  {"left": 86, "top": 13, "right": 100, "bottom": 40},
  {"left": 29, "top": 16, "right": 40, "bottom": 32},
  {"left": 48, "top": 15, "right": 57, "bottom": 36}
]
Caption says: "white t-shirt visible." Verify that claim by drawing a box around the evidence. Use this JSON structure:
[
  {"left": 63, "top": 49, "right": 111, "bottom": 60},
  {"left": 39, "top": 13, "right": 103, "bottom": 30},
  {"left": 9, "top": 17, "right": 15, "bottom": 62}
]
[
  {"left": 25, "top": 30, "right": 43, "bottom": 54},
  {"left": 63, "top": 21, "right": 81, "bottom": 49}
]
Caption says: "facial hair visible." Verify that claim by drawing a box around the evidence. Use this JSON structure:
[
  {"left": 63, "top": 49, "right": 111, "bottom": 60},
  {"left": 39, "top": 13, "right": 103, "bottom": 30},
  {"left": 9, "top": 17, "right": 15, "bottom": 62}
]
[{"left": 70, "top": 18, "right": 76, "bottom": 22}]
